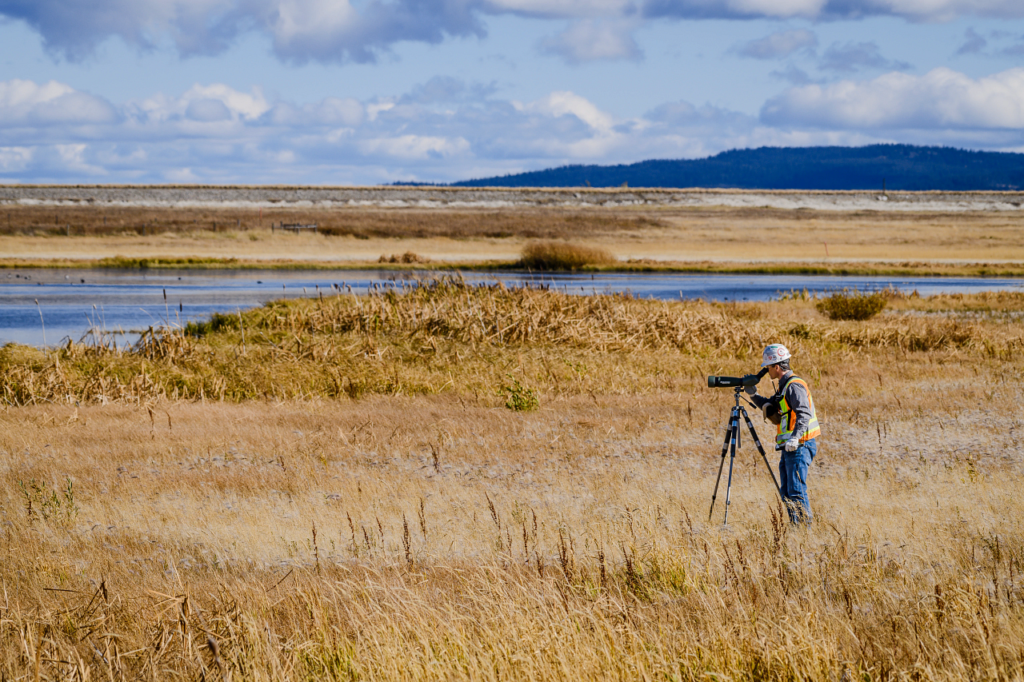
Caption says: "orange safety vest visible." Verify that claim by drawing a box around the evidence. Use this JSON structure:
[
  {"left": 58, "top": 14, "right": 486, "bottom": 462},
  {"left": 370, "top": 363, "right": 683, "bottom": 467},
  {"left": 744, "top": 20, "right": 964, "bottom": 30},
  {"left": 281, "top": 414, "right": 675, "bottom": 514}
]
[{"left": 776, "top": 376, "right": 821, "bottom": 445}]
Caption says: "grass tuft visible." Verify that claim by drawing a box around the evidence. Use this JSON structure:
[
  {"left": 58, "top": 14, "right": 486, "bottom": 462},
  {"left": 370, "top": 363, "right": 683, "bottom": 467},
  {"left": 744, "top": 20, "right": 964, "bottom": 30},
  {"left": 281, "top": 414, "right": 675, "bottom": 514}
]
[
  {"left": 816, "top": 289, "right": 889, "bottom": 320},
  {"left": 520, "top": 241, "right": 616, "bottom": 270}
]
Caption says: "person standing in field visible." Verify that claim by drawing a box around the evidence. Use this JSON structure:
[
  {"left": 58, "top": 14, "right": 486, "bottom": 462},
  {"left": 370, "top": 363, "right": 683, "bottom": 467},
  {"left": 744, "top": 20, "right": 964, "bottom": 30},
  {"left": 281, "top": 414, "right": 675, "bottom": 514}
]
[{"left": 748, "top": 344, "right": 820, "bottom": 525}]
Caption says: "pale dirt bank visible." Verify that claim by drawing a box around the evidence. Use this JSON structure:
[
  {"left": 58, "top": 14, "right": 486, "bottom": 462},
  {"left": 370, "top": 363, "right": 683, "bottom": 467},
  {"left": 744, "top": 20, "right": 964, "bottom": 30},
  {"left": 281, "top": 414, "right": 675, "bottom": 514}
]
[{"left": 4, "top": 184, "right": 1024, "bottom": 212}]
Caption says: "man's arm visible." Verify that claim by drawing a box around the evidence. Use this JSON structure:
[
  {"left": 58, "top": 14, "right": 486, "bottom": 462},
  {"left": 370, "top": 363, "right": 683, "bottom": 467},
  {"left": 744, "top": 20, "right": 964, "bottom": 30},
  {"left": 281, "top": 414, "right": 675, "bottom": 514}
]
[{"left": 786, "top": 381, "right": 813, "bottom": 439}]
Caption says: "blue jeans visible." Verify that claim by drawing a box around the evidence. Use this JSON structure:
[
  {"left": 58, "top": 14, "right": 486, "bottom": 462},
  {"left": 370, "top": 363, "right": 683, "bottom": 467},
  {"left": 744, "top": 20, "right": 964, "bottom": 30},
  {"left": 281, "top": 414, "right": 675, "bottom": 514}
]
[{"left": 778, "top": 438, "right": 817, "bottom": 525}]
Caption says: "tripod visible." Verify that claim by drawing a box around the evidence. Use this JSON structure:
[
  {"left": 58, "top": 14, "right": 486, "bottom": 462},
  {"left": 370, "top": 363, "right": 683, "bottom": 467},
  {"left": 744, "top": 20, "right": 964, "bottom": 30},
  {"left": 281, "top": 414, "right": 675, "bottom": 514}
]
[{"left": 708, "top": 387, "right": 782, "bottom": 526}]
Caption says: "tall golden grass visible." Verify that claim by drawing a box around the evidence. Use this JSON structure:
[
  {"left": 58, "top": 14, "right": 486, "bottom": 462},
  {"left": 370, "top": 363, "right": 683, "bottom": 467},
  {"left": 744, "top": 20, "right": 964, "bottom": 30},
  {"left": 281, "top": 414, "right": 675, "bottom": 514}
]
[
  {"left": 0, "top": 285, "right": 1023, "bottom": 680},
  {"left": 519, "top": 241, "right": 617, "bottom": 270},
  {"left": 2, "top": 279, "right": 1020, "bottom": 406}
]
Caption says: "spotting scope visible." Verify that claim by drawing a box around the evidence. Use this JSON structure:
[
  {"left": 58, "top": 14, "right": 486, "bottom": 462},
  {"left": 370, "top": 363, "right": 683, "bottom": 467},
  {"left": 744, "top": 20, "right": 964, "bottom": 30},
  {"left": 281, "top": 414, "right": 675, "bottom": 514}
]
[{"left": 707, "top": 366, "right": 768, "bottom": 389}]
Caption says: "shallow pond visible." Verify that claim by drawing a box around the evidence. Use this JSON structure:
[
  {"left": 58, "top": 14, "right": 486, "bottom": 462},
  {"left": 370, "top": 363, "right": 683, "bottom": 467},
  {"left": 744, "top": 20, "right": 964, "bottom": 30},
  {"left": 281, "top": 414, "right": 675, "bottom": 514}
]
[{"left": 2, "top": 268, "right": 1022, "bottom": 347}]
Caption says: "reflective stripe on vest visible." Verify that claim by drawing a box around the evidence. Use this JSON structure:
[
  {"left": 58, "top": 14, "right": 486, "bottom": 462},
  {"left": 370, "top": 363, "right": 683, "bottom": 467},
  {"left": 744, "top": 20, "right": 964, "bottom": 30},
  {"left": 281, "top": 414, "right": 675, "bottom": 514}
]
[{"left": 776, "top": 376, "right": 821, "bottom": 445}]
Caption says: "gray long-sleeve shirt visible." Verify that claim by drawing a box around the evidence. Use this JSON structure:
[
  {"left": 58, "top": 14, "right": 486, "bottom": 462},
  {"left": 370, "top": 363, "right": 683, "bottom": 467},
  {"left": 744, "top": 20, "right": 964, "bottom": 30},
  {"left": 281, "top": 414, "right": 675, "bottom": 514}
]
[{"left": 751, "top": 370, "right": 814, "bottom": 440}]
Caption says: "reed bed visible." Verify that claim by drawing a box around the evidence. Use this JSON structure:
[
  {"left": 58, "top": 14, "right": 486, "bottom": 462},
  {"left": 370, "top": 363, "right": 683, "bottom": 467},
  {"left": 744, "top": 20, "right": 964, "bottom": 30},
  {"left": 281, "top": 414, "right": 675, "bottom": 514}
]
[
  {"left": 1, "top": 285, "right": 1023, "bottom": 680},
  {"left": 1, "top": 279, "right": 1022, "bottom": 406}
]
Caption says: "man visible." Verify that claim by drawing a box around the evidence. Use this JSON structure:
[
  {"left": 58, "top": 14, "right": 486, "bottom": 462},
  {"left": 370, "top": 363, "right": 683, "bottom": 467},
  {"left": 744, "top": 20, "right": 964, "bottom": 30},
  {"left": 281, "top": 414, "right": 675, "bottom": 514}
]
[{"left": 748, "top": 344, "right": 820, "bottom": 525}]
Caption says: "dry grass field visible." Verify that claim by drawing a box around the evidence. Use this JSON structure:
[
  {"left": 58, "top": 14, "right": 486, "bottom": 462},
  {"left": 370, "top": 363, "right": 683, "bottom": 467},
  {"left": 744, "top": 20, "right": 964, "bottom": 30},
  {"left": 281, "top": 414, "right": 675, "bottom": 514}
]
[
  {"left": 2, "top": 203, "right": 1024, "bottom": 272},
  {"left": 1, "top": 283, "right": 1023, "bottom": 680}
]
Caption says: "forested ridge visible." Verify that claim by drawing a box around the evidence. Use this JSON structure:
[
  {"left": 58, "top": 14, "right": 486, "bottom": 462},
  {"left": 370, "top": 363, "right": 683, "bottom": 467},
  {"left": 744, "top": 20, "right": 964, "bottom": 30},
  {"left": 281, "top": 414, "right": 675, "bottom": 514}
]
[{"left": 448, "top": 145, "right": 1024, "bottom": 190}]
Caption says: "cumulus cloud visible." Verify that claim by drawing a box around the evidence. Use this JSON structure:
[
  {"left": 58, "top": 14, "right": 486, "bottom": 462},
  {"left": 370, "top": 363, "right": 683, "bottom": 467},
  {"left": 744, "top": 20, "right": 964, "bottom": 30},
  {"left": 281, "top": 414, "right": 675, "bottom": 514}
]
[
  {"left": 134, "top": 84, "right": 270, "bottom": 127},
  {"left": 522, "top": 91, "right": 616, "bottom": 132},
  {"left": 771, "top": 64, "right": 817, "bottom": 85},
  {"left": 538, "top": 19, "right": 642, "bottom": 63},
  {"left": 818, "top": 41, "right": 910, "bottom": 73},
  {"left": 761, "top": 67, "right": 1024, "bottom": 130},
  {"left": 642, "top": 0, "right": 1024, "bottom": 21},
  {"left": 4, "top": 72, "right": 1024, "bottom": 184},
  {"left": 6, "top": 0, "right": 1024, "bottom": 67},
  {"left": 0, "top": 0, "right": 485, "bottom": 64},
  {"left": 0, "top": 77, "right": 644, "bottom": 182},
  {"left": 734, "top": 29, "right": 817, "bottom": 59},
  {"left": 399, "top": 76, "right": 498, "bottom": 105},
  {"left": 267, "top": 97, "right": 365, "bottom": 126},
  {"left": 0, "top": 79, "right": 117, "bottom": 126}
]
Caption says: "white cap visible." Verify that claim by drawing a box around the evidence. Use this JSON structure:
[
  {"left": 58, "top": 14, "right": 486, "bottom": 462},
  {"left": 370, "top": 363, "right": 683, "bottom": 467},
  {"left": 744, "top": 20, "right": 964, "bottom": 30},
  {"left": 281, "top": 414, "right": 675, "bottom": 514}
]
[{"left": 761, "top": 343, "right": 792, "bottom": 367}]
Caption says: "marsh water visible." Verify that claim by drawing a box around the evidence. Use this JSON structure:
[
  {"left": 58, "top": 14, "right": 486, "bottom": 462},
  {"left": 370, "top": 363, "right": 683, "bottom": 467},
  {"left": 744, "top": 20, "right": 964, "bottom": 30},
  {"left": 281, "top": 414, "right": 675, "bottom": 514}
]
[{"left": 2, "top": 268, "right": 1022, "bottom": 348}]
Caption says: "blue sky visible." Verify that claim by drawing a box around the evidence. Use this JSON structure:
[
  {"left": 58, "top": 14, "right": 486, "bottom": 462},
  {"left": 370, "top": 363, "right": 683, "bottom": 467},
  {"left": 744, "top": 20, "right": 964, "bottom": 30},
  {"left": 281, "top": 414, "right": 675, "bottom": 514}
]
[{"left": 1, "top": 0, "right": 1024, "bottom": 184}]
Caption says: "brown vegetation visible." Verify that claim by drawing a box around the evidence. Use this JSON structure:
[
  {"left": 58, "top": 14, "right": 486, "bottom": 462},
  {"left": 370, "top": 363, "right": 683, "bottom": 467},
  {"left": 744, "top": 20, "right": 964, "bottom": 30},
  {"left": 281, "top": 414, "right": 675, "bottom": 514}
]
[
  {"left": 2, "top": 203, "right": 1024, "bottom": 274},
  {"left": 0, "top": 204, "right": 661, "bottom": 240},
  {"left": 0, "top": 287, "right": 1023, "bottom": 679},
  {"left": 2, "top": 279, "right": 1021, "bottom": 405},
  {"left": 519, "top": 240, "right": 617, "bottom": 270},
  {"left": 815, "top": 289, "right": 889, "bottom": 320}
]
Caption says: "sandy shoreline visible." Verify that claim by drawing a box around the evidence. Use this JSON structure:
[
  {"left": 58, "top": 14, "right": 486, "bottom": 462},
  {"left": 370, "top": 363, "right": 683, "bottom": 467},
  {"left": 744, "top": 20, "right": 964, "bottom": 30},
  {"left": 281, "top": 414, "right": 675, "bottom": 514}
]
[{"left": 4, "top": 184, "right": 1024, "bottom": 212}]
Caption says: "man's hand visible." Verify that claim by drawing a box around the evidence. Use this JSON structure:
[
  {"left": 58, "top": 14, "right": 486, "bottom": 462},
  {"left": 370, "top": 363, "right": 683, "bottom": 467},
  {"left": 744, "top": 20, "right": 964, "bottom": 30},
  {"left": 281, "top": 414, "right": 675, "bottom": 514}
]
[
  {"left": 744, "top": 384, "right": 758, "bottom": 396},
  {"left": 783, "top": 437, "right": 800, "bottom": 452}
]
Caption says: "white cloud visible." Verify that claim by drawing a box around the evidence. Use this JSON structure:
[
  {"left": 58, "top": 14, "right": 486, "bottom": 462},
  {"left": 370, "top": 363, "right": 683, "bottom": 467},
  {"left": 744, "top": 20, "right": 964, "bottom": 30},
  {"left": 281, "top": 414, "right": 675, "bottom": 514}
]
[
  {"left": 818, "top": 41, "right": 910, "bottom": 73},
  {"left": 5, "top": 0, "right": 1024, "bottom": 68},
  {"left": 485, "top": 0, "right": 633, "bottom": 17},
  {"left": 268, "top": 98, "right": 365, "bottom": 126},
  {"left": 357, "top": 135, "right": 472, "bottom": 159},
  {"left": 538, "top": 19, "right": 642, "bottom": 63},
  {"left": 0, "top": 0, "right": 484, "bottom": 65},
  {"left": 135, "top": 84, "right": 269, "bottom": 126},
  {"left": 525, "top": 91, "right": 615, "bottom": 132},
  {"left": 0, "top": 80, "right": 117, "bottom": 126},
  {"left": 761, "top": 67, "right": 1024, "bottom": 130},
  {"left": 0, "top": 146, "right": 32, "bottom": 171},
  {"left": 2, "top": 73, "right": 1024, "bottom": 185},
  {"left": 734, "top": 29, "right": 817, "bottom": 59},
  {"left": 642, "top": 0, "right": 1024, "bottom": 20}
]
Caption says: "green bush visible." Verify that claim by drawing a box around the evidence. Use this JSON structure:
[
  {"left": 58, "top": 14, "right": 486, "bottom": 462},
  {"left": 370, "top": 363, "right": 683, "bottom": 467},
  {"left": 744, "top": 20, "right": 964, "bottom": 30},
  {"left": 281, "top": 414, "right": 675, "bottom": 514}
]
[
  {"left": 500, "top": 375, "right": 539, "bottom": 411},
  {"left": 815, "top": 289, "right": 888, "bottom": 321},
  {"left": 184, "top": 311, "right": 239, "bottom": 337},
  {"left": 520, "top": 241, "right": 616, "bottom": 271}
]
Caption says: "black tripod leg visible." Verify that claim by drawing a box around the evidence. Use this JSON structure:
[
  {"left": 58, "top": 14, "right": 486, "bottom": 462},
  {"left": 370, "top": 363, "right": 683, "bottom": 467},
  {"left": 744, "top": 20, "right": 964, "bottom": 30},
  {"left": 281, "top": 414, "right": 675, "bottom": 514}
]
[
  {"left": 708, "top": 407, "right": 737, "bottom": 522},
  {"left": 723, "top": 419, "right": 738, "bottom": 526},
  {"left": 740, "top": 407, "right": 783, "bottom": 496}
]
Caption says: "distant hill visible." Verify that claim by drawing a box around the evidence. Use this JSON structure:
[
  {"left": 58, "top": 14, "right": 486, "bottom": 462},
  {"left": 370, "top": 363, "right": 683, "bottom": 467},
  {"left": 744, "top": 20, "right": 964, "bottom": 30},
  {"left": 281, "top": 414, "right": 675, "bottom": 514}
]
[{"left": 450, "top": 145, "right": 1024, "bottom": 191}]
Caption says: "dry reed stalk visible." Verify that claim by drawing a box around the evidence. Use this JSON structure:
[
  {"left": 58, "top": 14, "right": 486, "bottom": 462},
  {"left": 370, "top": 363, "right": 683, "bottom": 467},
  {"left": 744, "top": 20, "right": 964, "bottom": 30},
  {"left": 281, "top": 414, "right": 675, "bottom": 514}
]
[{"left": 1, "top": 281, "right": 1020, "bottom": 407}]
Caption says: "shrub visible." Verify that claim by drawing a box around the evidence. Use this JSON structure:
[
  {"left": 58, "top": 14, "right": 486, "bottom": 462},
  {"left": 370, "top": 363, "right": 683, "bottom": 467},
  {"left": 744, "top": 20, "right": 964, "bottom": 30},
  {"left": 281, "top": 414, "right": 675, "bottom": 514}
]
[
  {"left": 816, "top": 289, "right": 889, "bottom": 321},
  {"left": 378, "top": 252, "right": 430, "bottom": 264},
  {"left": 184, "top": 311, "right": 239, "bottom": 337},
  {"left": 520, "top": 241, "right": 615, "bottom": 271},
  {"left": 500, "top": 375, "right": 539, "bottom": 411}
]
